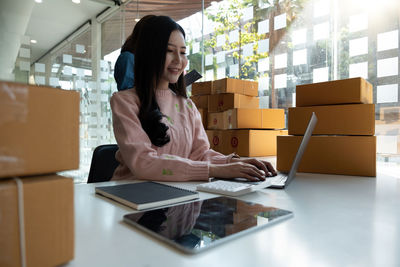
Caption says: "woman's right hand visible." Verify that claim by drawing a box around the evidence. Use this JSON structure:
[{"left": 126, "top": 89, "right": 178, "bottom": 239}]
[{"left": 209, "top": 162, "right": 266, "bottom": 181}]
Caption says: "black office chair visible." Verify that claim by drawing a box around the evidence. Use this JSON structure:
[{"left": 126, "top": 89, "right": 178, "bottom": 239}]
[{"left": 87, "top": 144, "right": 120, "bottom": 183}]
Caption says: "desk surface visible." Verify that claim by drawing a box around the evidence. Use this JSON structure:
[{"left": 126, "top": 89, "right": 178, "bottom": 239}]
[{"left": 65, "top": 171, "right": 400, "bottom": 267}]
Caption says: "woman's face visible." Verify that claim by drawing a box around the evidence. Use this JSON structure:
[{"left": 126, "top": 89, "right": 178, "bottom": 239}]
[{"left": 160, "top": 30, "right": 188, "bottom": 86}]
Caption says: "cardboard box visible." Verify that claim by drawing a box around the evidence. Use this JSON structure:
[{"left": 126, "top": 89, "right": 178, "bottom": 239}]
[
  {"left": 296, "top": 77, "right": 373, "bottom": 107},
  {"left": 197, "top": 108, "right": 207, "bottom": 129},
  {"left": 277, "top": 135, "right": 376, "bottom": 176},
  {"left": 207, "top": 112, "right": 224, "bottom": 130},
  {"left": 212, "top": 78, "right": 258, "bottom": 96},
  {"left": 191, "top": 95, "right": 209, "bottom": 109},
  {"left": 0, "top": 174, "right": 74, "bottom": 267},
  {"left": 0, "top": 81, "right": 80, "bottom": 178},
  {"left": 208, "top": 93, "right": 259, "bottom": 112},
  {"left": 191, "top": 81, "right": 212, "bottom": 96},
  {"left": 208, "top": 108, "right": 285, "bottom": 130},
  {"left": 288, "top": 104, "right": 375, "bottom": 135},
  {"left": 207, "top": 129, "right": 287, "bottom": 156},
  {"left": 207, "top": 130, "right": 224, "bottom": 153}
]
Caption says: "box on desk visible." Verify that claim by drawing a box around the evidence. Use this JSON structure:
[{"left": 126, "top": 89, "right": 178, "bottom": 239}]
[
  {"left": 296, "top": 77, "right": 373, "bottom": 107},
  {"left": 277, "top": 135, "right": 376, "bottom": 177},
  {"left": 212, "top": 78, "right": 258, "bottom": 97},
  {"left": 207, "top": 129, "right": 287, "bottom": 156},
  {"left": 0, "top": 174, "right": 74, "bottom": 267},
  {"left": 191, "top": 81, "right": 212, "bottom": 96},
  {"left": 208, "top": 108, "right": 285, "bottom": 130},
  {"left": 191, "top": 94, "right": 209, "bottom": 109},
  {"left": 208, "top": 93, "right": 259, "bottom": 112},
  {"left": 288, "top": 104, "right": 375, "bottom": 135},
  {"left": 0, "top": 81, "right": 80, "bottom": 178}
]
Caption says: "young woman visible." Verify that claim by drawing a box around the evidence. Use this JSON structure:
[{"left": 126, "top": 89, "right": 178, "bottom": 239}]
[{"left": 110, "top": 15, "right": 277, "bottom": 182}]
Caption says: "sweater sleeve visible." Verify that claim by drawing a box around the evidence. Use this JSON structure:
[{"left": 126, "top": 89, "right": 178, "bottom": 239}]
[
  {"left": 111, "top": 92, "right": 210, "bottom": 181},
  {"left": 187, "top": 100, "right": 233, "bottom": 164}
]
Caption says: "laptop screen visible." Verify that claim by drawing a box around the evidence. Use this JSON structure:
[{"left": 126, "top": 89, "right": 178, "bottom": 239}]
[{"left": 285, "top": 112, "right": 318, "bottom": 186}]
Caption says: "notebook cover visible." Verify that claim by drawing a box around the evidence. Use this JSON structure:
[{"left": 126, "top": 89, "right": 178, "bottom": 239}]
[{"left": 95, "top": 182, "right": 199, "bottom": 210}]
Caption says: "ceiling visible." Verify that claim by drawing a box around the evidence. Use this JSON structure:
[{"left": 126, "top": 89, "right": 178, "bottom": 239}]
[
  {"left": 25, "top": 0, "right": 108, "bottom": 63},
  {"left": 0, "top": 0, "right": 213, "bottom": 80}
]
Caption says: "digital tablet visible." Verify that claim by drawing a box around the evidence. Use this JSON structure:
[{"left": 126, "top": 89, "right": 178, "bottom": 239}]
[{"left": 123, "top": 196, "right": 293, "bottom": 254}]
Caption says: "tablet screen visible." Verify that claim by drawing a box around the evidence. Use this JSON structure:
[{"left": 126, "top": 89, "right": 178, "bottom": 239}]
[{"left": 123, "top": 196, "right": 292, "bottom": 254}]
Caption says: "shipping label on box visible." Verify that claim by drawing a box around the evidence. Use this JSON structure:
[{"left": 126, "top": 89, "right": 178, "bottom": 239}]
[
  {"left": 296, "top": 77, "right": 373, "bottom": 107},
  {"left": 0, "top": 174, "right": 74, "bottom": 267},
  {"left": 206, "top": 130, "right": 224, "bottom": 152},
  {"left": 191, "top": 81, "right": 212, "bottom": 96},
  {"left": 208, "top": 93, "right": 259, "bottom": 112},
  {"left": 212, "top": 78, "right": 258, "bottom": 96},
  {"left": 277, "top": 135, "right": 376, "bottom": 176},
  {"left": 191, "top": 95, "right": 209, "bottom": 109},
  {"left": 288, "top": 104, "right": 375, "bottom": 135},
  {"left": 207, "top": 112, "right": 224, "bottom": 130},
  {"left": 0, "top": 81, "right": 80, "bottom": 178}
]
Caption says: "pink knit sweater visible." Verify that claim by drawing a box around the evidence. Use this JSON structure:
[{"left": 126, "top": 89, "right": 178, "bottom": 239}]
[{"left": 110, "top": 88, "right": 233, "bottom": 181}]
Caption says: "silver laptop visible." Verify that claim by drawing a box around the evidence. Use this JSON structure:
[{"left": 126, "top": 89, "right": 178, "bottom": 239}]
[
  {"left": 268, "top": 112, "right": 317, "bottom": 188},
  {"left": 197, "top": 112, "right": 317, "bottom": 195}
]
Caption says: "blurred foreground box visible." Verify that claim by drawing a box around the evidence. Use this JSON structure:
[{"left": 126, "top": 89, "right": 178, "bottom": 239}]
[
  {"left": 0, "top": 81, "right": 80, "bottom": 178},
  {"left": 0, "top": 174, "right": 74, "bottom": 267}
]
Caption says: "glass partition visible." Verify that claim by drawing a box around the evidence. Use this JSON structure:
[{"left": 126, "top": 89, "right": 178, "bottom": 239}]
[{"left": 24, "top": 0, "right": 400, "bottom": 181}]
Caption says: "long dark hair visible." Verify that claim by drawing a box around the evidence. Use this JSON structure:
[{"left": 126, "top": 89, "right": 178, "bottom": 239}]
[
  {"left": 121, "top": 15, "right": 155, "bottom": 54},
  {"left": 134, "top": 16, "right": 187, "bottom": 147}
]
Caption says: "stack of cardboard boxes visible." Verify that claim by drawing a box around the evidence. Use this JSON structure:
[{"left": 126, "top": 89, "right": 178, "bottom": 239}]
[
  {"left": 191, "top": 78, "right": 287, "bottom": 157},
  {"left": 0, "top": 81, "right": 78, "bottom": 266},
  {"left": 277, "top": 77, "right": 376, "bottom": 177}
]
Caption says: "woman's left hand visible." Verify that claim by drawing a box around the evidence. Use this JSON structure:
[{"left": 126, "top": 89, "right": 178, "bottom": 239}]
[{"left": 230, "top": 157, "right": 277, "bottom": 177}]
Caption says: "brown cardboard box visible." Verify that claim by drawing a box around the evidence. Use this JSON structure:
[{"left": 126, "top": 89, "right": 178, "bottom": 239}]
[
  {"left": 0, "top": 81, "right": 80, "bottom": 178},
  {"left": 207, "top": 112, "right": 224, "bottom": 130},
  {"left": 277, "top": 135, "right": 376, "bottom": 176},
  {"left": 208, "top": 108, "right": 285, "bottom": 130},
  {"left": 296, "top": 77, "right": 373, "bottom": 107},
  {"left": 288, "top": 104, "right": 375, "bottom": 135},
  {"left": 208, "top": 93, "right": 259, "bottom": 112},
  {"left": 212, "top": 78, "right": 258, "bottom": 96},
  {"left": 207, "top": 129, "right": 287, "bottom": 156},
  {"left": 197, "top": 108, "right": 207, "bottom": 128},
  {"left": 206, "top": 130, "right": 224, "bottom": 152},
  {"left": 191, "top": 95, "right": 209, "bottom": 109},
  {"left": 0, "top": 174, "right": 74, "bottom": 267},
  {"left": 191, "top": 81, "right": 212, "bottom": 96}
]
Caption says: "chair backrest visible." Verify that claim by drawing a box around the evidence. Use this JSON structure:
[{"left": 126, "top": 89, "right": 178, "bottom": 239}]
[{"left": 87, "top": 144, "right": 119, "bottom": 183}]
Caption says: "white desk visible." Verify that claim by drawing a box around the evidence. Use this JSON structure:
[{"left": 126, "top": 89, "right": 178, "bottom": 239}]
[{"left": 65, "top": 171, "right": 400, "bottom": 267}]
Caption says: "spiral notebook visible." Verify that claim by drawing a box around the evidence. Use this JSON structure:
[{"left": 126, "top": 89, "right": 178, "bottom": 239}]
[{"left": 95, "top": 182, "right": 199, "bottom": 210}]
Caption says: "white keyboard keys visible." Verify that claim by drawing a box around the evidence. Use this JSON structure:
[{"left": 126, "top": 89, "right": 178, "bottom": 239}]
[{"left": 197, "top": 179, "right": 271, "bottom": 196}]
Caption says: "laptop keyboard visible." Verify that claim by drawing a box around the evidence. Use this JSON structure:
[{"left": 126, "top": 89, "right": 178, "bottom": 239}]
[{"left": 196, "top": 179, "right": 271, "bottom": 196}]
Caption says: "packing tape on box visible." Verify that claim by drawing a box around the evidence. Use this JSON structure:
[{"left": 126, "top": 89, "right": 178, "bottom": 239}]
[
  {"left": 13, "top": 177, "right": 27, "bottom": 267},
  {"left": 227, "top": 109, "right": 233, "bottom": 129},
  {"left": 0, "top": 83, "right": 29, "bottom": 125}
]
